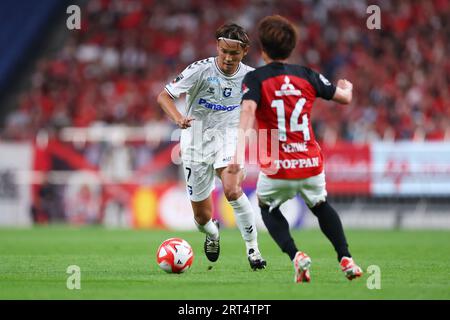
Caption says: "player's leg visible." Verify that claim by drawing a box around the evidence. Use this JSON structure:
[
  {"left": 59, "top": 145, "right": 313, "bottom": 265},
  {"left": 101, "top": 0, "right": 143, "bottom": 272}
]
[
  {"left": 311, "top": 201, "right": 362, "bottom": 280},
  {"left": 256, "top": 172, "right": 311, "bottom": 282},
  {"left": 182, "top": 162, "right": 220, "bottom": 262},
  {"left": 217, "top": 166, "right": 257, "bottom": 251},
  {"left": 257, "top": 172, "right": 298, "bottom": 259},
  {"left": 300, "top": 172, "right": 362, "bottom": 280},
  {"left": 299, "top": 172, "right": 350, "bottom": 260},
  {"left": 191, "top": 196, "right": 221, "bottom": 262},
  {"left": 190, "top": 195, "right": 216, "bottom": 232},
  {"left": 217, "top": 166, "right": 266, "bottom": 270}
]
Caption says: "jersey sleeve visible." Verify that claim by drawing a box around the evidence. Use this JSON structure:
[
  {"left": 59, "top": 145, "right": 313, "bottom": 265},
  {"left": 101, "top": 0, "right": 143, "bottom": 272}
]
[
  {"left": 305, "top": 68, "right": 336, "bottom": 100},
  {"left": 241, "top": 71, "right": 261, "bottom": 104},
  {"left": 164, "top": 62, "right": 203, "bottom": 99}
]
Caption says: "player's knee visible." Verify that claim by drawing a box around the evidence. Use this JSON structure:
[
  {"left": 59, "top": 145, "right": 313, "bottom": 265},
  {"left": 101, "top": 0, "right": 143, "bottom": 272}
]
[
  {"left": 194, "top": 215, "right": 210, "bottom": 225},
  {"left": 224, "top": 186, "right": 242, "bottom": 201},
  {"left": 193, "top": 209, "right": 212, "bottom": 225},
  {"left": 311, "top": 199, "right": 326, "bottom": 209},
  {"left": 309, "top": 196, "right": 327, "bottom": 210}
]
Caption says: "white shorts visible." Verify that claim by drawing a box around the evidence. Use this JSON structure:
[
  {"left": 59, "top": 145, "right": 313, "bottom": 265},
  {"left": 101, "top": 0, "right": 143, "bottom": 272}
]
[
  {"left": 180, "top": 125, "right": 237, "bottom": 165},
  {"left": 256, "top": 171, "right": 327, "bottom": 209},
  {"left": 182, "top": 158, "right": 242, "bottom": 202},
  {"left": 181, "top": 130, "right": 240, "bottom": 202}
]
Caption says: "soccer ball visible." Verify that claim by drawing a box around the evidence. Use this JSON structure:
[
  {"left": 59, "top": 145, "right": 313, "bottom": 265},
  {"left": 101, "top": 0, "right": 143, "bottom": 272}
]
[{"left": 156, "top": 238, "right": 194, "bottom": 273}]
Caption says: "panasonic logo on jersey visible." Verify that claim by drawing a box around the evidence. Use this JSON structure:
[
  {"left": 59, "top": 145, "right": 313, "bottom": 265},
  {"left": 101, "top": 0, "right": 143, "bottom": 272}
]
[{"left": 198, "top": 98, "right": 239, "bottom": 111}]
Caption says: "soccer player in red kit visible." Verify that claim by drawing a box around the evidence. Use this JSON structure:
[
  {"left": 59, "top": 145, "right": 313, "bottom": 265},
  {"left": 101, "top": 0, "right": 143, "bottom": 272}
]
[{"left": 227, "top": 15, "right": 362, "bottom": 282}]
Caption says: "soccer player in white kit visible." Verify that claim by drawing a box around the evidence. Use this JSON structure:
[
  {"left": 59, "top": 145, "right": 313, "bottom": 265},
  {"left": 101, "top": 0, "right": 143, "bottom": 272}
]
[{"left": 157, "top": 23, "right": 266, "bottom": 270}]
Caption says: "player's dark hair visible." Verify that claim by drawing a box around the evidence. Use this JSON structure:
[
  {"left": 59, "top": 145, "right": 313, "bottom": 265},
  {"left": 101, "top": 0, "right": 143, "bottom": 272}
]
[
  {"left": 258, "top": 15, "right": 297, "bottom": 60},
  {"left": 215, "top": 23, "right": 250, "bottom": 48}
]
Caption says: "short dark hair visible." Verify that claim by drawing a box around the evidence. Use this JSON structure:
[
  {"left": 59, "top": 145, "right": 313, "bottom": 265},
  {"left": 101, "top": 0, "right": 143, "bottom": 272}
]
[
  {"left": 258, "top": 15, "right": 297, "bottom": 60},
  {"left": 215, "top": 23, "right": 250, "bottom": 48}
]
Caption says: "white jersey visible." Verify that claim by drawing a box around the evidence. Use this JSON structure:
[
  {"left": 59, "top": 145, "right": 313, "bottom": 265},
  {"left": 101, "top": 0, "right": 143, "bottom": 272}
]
[{"left": 165, "top": 57, "right": 254, "bottom": 164}]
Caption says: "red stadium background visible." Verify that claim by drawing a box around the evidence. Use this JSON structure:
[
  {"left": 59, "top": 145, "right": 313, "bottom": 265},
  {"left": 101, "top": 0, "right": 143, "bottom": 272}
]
[{"left": 0, "top": 0, "right": 449, "bottom": 229}]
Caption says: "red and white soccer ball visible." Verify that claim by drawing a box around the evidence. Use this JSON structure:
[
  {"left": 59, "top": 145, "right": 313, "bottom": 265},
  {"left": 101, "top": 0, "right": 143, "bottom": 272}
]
[{"left": 156, "top": 238, "right": 194, "bottom": 273}]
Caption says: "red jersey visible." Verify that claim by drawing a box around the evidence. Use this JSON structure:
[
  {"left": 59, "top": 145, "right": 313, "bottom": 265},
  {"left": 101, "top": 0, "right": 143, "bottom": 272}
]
[{"left": 241, "top": 62, "right": 336, "bottom": 179}]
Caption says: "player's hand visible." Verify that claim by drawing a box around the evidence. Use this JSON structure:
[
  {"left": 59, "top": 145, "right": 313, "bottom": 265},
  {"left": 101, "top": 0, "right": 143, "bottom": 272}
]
[
  {"left": 226, "top": 155, "right": 242, "bottom": 174},
  {"left": 175, "top": 116, "right": 195, "bottom": 129},
  {"left": 226, "top": 163, "right": 241, "bottom": 175},
  {"left": 337, "top": 79, "right": 353, "bottom": 90}
]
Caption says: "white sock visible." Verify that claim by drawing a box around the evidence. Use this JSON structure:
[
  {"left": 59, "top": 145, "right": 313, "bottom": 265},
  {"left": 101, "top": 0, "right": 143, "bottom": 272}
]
[
  {"left": 228, "top": 193, "right": 258, "bottom": 253},
  {"left": 195, "top": 219, "right": 219, "bottom": 240}
]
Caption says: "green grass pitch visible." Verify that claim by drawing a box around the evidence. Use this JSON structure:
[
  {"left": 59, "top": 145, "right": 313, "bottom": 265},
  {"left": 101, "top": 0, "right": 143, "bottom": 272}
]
[{"left": 0, "top": 226, "right": 449, "bottom": 299}]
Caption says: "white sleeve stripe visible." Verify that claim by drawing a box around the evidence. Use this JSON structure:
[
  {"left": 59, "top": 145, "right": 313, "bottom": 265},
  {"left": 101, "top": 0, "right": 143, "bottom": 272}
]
[{"left": 164, "top": 86, "right": 177, "bottom": 99}]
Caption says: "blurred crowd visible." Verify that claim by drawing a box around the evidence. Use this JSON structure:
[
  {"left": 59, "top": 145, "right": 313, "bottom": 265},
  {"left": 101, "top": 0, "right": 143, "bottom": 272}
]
[{"left": 1, "top": 0, "right": 449, "bottom": 143}]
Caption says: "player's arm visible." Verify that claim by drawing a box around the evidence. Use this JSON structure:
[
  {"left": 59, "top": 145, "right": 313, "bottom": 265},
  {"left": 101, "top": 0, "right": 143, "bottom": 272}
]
[
  {"left": 227, "top": 99, "right": 257, "bottom": 174},
  {"left": 306, "top": 68, "right": 352, "bottom": 104},
  {"left": 157, "top": 91, "right": 194, "bottom": 129},
  {"left": 332, "top": 79, "right": 353, "bottom": 104},
  {"left": 238, "top": 99, "right": 257, "bottom": 133},
  {"left": 157, "top": 63, "right": 201, "bottom": 129}
]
